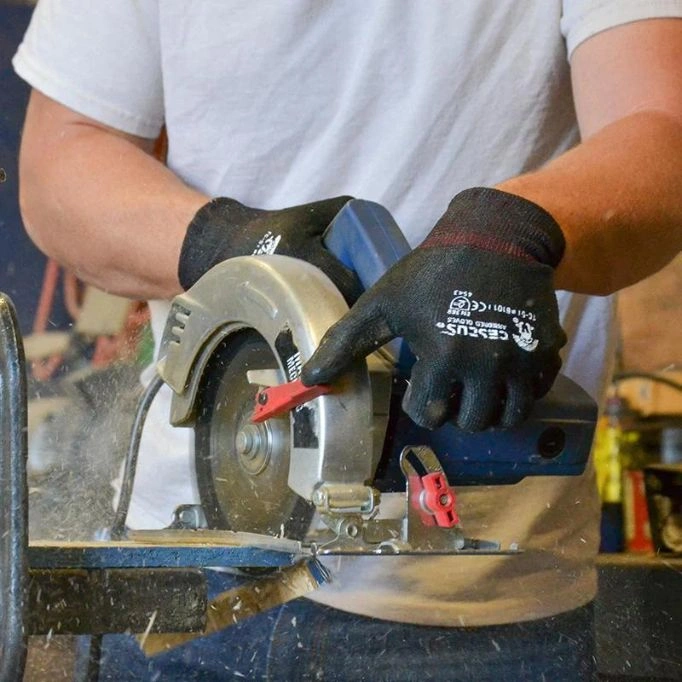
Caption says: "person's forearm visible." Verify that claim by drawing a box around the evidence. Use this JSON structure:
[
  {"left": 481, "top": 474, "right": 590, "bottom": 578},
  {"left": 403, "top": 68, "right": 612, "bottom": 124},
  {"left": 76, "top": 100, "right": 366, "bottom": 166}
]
[
  {"left": 19, "top": 94, "right": 207, "bottom": 300},
  {"left": 497, "top": 111, "right": 682, "bottom": 295}
]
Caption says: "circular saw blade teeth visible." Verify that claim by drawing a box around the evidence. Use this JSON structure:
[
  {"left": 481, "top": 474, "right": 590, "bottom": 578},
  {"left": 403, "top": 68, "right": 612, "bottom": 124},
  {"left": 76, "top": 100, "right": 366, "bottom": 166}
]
[{"left": 194, "top": 330, "right": 313, "bottom": 539}]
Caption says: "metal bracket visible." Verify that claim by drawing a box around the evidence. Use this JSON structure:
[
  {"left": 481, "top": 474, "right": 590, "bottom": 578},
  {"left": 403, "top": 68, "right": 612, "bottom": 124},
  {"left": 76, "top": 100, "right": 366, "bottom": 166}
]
[{"left": 314, "top": 446, "right": 508, "bottom": 556}]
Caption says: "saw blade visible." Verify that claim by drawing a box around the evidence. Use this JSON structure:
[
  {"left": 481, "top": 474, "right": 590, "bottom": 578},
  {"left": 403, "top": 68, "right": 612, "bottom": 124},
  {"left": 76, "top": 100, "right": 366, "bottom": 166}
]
[{"left": 194, "top": 329, "right": 313, "bottom": 539}]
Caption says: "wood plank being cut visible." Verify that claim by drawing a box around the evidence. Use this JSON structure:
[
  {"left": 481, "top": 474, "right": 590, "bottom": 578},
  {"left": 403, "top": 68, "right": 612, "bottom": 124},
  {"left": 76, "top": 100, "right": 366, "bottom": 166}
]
[{"left": 28, "top": 532, "right": 308, "bottom": 569}]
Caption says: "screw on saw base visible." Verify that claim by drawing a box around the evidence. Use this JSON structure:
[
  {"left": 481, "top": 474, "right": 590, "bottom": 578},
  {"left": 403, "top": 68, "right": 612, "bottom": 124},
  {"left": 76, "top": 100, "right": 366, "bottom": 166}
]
[
  {"left": 345, "top": 523, "right": 359, "bottom": 538},
  {"left": 257, "top": 392, "right": 268, "bottom": 405}
]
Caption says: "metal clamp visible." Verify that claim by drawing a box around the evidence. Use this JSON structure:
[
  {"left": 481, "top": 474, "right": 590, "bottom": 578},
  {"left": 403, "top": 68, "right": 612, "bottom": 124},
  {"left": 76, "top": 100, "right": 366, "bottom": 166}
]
[
  {"left": 312, "top": 483, "right": 379, "bottom": 515},
  {"left": 313, "top": 446, "right": 507, "bottom": 556}
]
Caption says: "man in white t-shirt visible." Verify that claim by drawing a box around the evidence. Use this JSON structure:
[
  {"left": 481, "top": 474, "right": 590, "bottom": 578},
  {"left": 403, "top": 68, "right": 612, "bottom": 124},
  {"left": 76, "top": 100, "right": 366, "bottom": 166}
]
[{"left": 13, "top": 1, "right": 682, "bottom": 680}]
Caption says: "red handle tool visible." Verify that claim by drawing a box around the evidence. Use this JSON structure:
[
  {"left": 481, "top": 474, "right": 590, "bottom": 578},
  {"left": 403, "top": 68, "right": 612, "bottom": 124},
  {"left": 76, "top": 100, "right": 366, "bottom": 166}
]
[{"left": 251, "top": 378, "right": 331, "bottom": 423}]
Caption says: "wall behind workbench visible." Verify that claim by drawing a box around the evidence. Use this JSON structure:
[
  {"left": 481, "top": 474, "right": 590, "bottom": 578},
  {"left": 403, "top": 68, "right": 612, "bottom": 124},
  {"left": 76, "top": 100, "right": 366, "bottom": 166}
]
[
  {"left": 618, "top": 254, "right": 682, "bottom": 372},
  {"left": 0, "top": 0, "right": 70, "bottom": 333}
]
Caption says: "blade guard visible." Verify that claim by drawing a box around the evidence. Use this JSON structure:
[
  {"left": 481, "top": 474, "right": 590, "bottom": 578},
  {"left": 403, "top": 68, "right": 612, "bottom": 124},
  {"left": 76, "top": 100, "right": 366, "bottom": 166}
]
[{"left": 156, "top": 256, "right": 377, "bottom": 503}]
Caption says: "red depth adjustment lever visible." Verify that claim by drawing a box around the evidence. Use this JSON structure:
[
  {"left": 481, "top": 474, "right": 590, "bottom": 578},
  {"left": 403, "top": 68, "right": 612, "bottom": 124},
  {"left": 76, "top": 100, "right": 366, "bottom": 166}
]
[
  {"left": 251, "top": 378, "right": 331, "bottom": 423},
  {"left": 415, "top": 472, "right": 460, "bottom": 528}
]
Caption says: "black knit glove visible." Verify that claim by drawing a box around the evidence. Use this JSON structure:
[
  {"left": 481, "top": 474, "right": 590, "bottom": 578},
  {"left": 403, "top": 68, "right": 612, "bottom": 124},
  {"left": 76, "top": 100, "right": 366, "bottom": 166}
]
[
  {"left": 302, "top": 187, "right": 567, "bottom": 432},
  {"left": 178, "top": 196, "right": 363, "bottom": 304}
]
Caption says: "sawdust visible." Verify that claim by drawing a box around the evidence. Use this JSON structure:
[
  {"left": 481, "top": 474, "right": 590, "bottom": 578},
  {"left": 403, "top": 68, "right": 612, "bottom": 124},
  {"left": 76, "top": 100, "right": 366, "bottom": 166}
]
[{"left": 27, "top": 364, "right": 140, "bottom": 541}]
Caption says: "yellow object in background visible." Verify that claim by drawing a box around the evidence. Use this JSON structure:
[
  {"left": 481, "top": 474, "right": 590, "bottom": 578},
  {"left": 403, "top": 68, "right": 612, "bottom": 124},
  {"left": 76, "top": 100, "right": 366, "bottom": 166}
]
[
  {"left": 593, "top": 416, "right": 624, "bottom": 504},
  {"left": 593, "top": 395, "right": 650, "bottom": 504}
]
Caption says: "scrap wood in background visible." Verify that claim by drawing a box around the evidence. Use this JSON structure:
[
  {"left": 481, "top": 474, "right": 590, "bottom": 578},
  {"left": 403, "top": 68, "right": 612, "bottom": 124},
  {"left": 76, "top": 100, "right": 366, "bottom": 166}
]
[
  {"left": 616, "top": 254, "right": 682, "bottom": 415},
  {"left": 617, "top": 254, "right": 682, "bottom": 374}
]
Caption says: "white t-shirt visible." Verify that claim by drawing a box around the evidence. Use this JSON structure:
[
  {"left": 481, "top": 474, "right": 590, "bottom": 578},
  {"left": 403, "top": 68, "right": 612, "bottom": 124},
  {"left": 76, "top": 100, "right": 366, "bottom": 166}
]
[{"left": 14, "top": 0, "right": 682, "bottom": 626}]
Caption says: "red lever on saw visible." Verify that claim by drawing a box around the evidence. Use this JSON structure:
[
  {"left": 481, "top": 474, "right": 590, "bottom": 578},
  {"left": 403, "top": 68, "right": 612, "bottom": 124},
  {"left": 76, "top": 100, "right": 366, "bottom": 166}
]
[
  {"left": 251, "top": 378, "right": 331, "bottom": 423},
  {"left": 417, "top": 472, "right": 460, "bottom": 528}
]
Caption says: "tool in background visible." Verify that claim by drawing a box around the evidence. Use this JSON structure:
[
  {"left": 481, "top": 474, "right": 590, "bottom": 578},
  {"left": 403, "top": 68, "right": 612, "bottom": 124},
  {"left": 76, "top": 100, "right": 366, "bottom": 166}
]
[
  {"left": 645, "top": 464, "right": 682, "bottom": 553},
  {"left": 594, "top": 373, "right": 682, "bottom": 553}
]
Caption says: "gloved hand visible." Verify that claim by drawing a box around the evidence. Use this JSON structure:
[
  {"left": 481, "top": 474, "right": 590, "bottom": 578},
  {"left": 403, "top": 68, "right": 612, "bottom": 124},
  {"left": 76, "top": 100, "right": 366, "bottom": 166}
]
[
  {"left": 302, "top": 187, "right": 567, "bottom": 432},
  {"left": 178, "top": 196, "right": 363, "bottom": 303}
]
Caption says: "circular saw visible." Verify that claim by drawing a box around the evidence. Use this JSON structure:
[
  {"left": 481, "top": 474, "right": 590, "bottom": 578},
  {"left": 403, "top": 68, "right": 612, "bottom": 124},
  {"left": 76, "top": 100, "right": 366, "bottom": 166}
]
[{"left": 155, "top": 199, "right": 598, "bottom": 555}]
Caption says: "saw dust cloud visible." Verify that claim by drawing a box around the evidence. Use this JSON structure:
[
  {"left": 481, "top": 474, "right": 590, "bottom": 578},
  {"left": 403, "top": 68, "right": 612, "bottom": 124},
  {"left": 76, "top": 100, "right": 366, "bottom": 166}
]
[{"left": 27, "top": 363, "right": 141, "bottom": 541}]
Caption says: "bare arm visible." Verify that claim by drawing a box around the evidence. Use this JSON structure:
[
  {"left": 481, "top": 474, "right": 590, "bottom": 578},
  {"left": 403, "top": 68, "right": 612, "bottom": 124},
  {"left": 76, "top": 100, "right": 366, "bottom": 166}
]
[
  {"left": 19, "top": 90, "right": 208, "bottom": 299},
  {"left": 497, "top": 19, "right": 682, "bottom": 295},
  {"left": 20, "top": 20, "right": 682, "bottom": 300}
]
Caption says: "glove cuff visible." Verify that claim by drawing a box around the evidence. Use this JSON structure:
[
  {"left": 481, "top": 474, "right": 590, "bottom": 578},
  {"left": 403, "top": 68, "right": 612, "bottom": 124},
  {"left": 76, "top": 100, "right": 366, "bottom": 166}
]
[
  {"left": 178, "top": 198, "right": 236, "bottom": 290},
  {"left": 421, "top": 187, "right": 565, "bottom": 268}
]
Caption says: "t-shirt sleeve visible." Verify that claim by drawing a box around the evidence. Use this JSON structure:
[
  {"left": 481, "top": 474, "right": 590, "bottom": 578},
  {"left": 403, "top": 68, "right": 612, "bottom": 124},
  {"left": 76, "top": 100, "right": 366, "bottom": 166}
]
[
  {"left": 12, "top": 0, "right": 163, "bottom": 138},
  {"left": 561, "top": 0, "right": 682, "bottom": 58}
]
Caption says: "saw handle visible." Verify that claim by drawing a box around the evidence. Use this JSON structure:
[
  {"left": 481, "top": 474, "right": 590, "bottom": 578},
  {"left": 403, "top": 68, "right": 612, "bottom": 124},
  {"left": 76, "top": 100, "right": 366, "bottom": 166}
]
[
  {"left": 323, "top": 199, "right": 414, "bottom": 367},
  {"left": 323, "top": 199, "right": 411, "bottom": 290}
]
